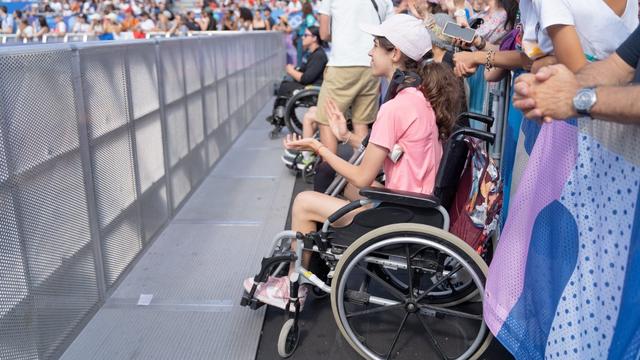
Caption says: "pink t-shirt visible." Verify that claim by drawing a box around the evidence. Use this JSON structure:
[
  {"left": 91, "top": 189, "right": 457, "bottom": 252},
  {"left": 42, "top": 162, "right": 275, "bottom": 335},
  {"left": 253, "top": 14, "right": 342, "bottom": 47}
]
[{"left": 369, "top": 87, "right": 443, "bottom": 194}]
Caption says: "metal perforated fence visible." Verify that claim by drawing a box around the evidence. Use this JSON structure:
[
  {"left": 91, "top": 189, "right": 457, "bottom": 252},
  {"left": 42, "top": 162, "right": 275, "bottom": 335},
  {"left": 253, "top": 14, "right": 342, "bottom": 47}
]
[{"left": 0, "top": 33, "right": 284, "bottom": 360}]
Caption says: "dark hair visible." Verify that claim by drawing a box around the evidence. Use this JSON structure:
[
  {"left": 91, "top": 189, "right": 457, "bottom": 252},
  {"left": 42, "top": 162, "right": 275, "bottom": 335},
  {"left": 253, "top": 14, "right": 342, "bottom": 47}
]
[
  {"left": 14, "top": 10, "right": 23, "bottom": 19},
  {"left": 377, "top": 36, "right": 461, "bottom": 141},
  {"left": 499, "top": 0, "right": 518, "bottom": 30},
  {"left": 0, "top": 6, "right": 7, "bottom": 14},
  {"left": 302, "top": 2, "right": 313, "bottom": 16},
  {"left": 306, "top": 26, "right": 322, "bottom": 45},
  {"left": 38, "top": 16, "right": 48, "bottom": 28}
]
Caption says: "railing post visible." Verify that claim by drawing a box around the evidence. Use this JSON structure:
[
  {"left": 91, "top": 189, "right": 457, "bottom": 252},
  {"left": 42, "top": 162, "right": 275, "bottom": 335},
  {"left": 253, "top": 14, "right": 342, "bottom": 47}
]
[
  {"left": 154, "top": 38, "right": 175, "bottom": 215},
  {"left": 69, "top": 44, "right": 107, "bottom": 300}
]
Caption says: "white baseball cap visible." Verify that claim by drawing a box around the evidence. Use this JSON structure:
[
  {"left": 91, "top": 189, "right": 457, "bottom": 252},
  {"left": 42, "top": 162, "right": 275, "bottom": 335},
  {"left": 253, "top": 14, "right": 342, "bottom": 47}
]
[{"left": 360, "top": 14, "right": 432, "bottom": 62}]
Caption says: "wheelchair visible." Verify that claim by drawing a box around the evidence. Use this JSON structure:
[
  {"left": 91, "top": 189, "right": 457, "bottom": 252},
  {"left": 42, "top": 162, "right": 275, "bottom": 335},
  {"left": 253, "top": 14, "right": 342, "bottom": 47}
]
[
  {"left": 242, "top": 112, "right": 501, "bottom": 359},
  {"left": 267, "top": 85, "right": 320, "bottom": 138}
]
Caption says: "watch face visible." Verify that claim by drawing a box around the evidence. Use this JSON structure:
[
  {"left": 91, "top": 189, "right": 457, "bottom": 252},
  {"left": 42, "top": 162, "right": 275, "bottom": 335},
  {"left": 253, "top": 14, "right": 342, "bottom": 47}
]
[{"left": 574, "top": 89, "right": 596, "bottom": 112}]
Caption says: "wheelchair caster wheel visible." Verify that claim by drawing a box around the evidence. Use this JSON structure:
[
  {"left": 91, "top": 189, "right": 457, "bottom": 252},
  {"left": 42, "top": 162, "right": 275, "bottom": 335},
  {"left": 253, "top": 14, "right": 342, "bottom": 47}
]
[
  {"left": 312, "top": 286, "right": 329, "bottom": 299},
  {"left": 302, "top": 163, "right": 316, "bottom": 184},
  {"left": 269, "top": 129, "right": 279, "bottom": 140},
  {"left": 277, "top": 318, "right": 300, "bottom": 358}
]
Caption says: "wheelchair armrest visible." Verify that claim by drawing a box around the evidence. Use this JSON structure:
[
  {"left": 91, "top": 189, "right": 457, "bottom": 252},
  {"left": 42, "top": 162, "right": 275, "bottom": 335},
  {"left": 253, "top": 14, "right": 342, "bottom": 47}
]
[{"left": 359, "top": 187, "right": 440, "bottom": 209}]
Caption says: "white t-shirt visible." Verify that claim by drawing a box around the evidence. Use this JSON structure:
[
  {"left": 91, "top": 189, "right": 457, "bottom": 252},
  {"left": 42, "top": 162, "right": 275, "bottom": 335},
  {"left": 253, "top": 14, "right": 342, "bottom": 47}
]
[
  {"left": 521, "top": 0, "right": 639, "bottom": 61},
  {"left": 318, "top": 0, "right": 394, "bottom": 67},
  {"left": 73, "top": 22, "right": 90, "bottom": 33},
  {"left": 287, "top": 1, "right": 302, "bottom": 12},
  {"left": 139, "top": 18, "right": 155, "bottom": 31}
]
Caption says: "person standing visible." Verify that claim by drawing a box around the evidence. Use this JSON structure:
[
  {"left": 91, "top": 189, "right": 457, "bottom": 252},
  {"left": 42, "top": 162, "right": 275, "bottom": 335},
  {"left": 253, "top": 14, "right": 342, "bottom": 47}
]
[{"left": 315, "top": 0, "right": 394, "bottom": 154}]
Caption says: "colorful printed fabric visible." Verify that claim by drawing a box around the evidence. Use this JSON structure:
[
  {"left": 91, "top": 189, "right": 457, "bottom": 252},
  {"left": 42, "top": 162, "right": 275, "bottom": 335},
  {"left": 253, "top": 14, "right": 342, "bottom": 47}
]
[{"left": 484, "top": 118, "right": 640, "bottom": 359}]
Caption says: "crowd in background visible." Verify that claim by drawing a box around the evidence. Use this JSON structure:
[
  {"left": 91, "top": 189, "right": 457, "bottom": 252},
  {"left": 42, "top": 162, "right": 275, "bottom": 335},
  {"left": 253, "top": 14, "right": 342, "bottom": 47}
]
[{"left": 0, "top": 0, "right": 323, "bottom": 41}]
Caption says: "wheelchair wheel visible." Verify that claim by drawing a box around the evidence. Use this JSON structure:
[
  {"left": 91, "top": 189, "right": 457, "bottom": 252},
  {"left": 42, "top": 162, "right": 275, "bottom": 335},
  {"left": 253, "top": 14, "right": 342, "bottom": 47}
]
[
  {"left": 284, "top": 89, "right": 318, "bottom": 136},
  {"left": 277, "top": 318, "right": 300, "bottom": 358},
  {"left": 330, "top": 224, "right": 492, "bottom": 360}
]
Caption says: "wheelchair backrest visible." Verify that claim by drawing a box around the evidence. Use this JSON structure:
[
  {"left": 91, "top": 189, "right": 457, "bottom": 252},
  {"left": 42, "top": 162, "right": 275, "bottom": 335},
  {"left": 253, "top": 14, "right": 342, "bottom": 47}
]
[{"left": 433, "top": 127, "right": 503, "bottom": 253}]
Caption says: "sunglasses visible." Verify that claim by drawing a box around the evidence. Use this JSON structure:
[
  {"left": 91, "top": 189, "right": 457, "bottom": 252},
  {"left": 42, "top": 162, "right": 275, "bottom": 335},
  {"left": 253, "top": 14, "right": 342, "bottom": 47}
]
[{"left": 302, "top": 33, "right": 313, "bottom": 37}]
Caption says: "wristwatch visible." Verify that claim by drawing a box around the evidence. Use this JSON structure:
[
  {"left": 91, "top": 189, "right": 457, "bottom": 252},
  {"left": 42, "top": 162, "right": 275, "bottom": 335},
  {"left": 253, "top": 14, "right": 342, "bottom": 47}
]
[
  {"left": 454, "top": 9, "right": 466, "bottom": 18},
  {"left": 573, "top": 87, "right": 597, "bottom": 117}
]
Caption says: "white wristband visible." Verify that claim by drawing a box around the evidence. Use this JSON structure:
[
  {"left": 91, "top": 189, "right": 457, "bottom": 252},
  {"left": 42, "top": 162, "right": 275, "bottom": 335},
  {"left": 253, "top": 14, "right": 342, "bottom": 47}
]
[{"left": 454, "top": 9, "right": 466, "bottom": 18}]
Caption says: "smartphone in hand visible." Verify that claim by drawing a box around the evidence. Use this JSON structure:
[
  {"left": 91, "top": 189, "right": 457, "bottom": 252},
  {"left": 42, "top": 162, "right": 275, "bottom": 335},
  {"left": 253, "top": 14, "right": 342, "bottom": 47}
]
[{"left": 442, "top": 21, "right": 477, "bottom": 43}]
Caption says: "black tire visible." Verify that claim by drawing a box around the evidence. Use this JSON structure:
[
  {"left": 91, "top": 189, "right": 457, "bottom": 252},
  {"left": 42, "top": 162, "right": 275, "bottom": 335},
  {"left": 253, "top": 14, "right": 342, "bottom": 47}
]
[
  {"left": 284, "top": 89, "right": 319, "bottom": 136},
  {"left": 330, "top": 224, "right": 492, "bottom": 360}
]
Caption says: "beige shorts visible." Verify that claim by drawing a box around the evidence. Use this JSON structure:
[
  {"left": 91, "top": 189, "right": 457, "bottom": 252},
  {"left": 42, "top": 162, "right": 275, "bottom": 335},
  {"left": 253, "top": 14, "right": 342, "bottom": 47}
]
[{"left": 315, "top": 66, "right": 380, "bottom": 126}]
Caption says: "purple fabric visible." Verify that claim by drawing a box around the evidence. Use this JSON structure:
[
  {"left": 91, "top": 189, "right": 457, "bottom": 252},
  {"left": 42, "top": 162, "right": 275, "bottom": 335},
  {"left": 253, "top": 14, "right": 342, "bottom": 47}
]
[{"left": 484, "top": 121, "right": 578, "bottom": 334}]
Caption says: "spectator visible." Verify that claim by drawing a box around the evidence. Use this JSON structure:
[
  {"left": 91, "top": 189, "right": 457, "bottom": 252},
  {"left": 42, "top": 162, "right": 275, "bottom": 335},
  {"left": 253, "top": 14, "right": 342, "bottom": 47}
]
[
  {"left": 287, "top": 0, "right": 302, "bottom": 12},
  {"left": 72, "top": 14, "right": 90, "bottom": 33},
  {"left": 168, "top": 13, "right": 189, "bottom": 35},
  {"left": 1, "top": 6, "right": 14, "bottom": 34},
  {"left": 52, "top": 15, "right": 67, "bottom": 36},
  {"left": 237, "top": 6, "right": 253, "bottom": 30},
  {"left": 513, "top": 27, "right": 640, "bottom": 124},
  {"left": 273, "top": 14, "right": 291, "bottom": 32},
  {"left": 263, "top": 7, "right": 275, "bottom": 29},
  {"left": 138, "top": 11, "right": 156, "bottom": 32},
  {"left": 89, "top": 13, "right": 104, "bottom": 35},
  {"left": 315, "top": 0, "right": 395, "bottom": 154},
  {"left": 252, "top": 9, "right": 269, "bottom": 30},
  {"left": 121, "top": 8, "right": 139, "bottom": 31},
  {"left": 16, "top": 18, "right": 34, "bottom": 40},
  {"left": 469, "top": 0, "right": 518, "bottom": 46},
  {"left": 50, "top": 0, "right": 63, "bottom": 14},
  {"left": 198, "top": 9, "right": 217, "bottom": 30},
  {"left": 295, "top": 2, "right": 316, "bottom": 64},
  {"left": 34, "top": 16, "right": 50, "bottom": 41},
  {"left": 155, "top": 12, "right": 171, "bottom": 32},
  {"left": 184, "top": 11, "right": 201, "bottom": 30}
]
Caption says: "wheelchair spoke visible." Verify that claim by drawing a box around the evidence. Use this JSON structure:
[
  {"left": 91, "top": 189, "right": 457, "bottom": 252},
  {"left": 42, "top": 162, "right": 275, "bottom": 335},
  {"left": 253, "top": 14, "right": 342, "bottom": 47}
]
[
  {"left": 356, "top": 264, "right": 407, "bottom": 302},
  {"left": 418, "top": 304, "right": 483, "bottom": 321},
  {"left": 415, "top": 313, "right": 449, "bottom": 360},
  {"left": 405, "top": 245, "right": 414, "bottom": 300},
  {"left": 346, "top": 303, "right": 404, "bottom": 319},
  {"left": 385, "top": 312, "right": 409, "bottom": 360},
  {"left": 415, "top": 265, "right": 463, "bottom": 303}
]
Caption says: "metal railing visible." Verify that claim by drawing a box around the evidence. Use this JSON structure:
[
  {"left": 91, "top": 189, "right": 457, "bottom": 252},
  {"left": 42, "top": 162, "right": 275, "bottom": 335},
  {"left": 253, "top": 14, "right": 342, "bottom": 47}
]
[{"left": 0, "top": 32, "right": 284, "bottom": 360}]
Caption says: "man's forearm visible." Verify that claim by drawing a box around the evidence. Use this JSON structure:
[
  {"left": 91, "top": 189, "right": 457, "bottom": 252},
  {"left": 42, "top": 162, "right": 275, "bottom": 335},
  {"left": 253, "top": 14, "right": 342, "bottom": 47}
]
[
  {"left": 577, "top": 54, "right": 635, "bottom": 87},
  {"left": 590, "top": 86, "right": 640, "bottom": 124}
]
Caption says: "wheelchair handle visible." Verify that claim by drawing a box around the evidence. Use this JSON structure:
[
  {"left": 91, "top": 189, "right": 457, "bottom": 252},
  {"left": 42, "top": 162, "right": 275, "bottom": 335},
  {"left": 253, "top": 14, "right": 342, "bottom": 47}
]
[
  {"left": 452, "top": 127, "right": 496, "bottom": 145},
  {"left": 457, "top": 112, "right": 495, "bottom": 128}
]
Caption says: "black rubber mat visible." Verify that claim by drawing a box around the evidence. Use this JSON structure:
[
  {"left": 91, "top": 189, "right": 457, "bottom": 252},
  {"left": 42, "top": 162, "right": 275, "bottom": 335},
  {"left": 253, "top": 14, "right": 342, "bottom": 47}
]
[{"left": 255, "top": 175, "right": 515, "bottom": 360}]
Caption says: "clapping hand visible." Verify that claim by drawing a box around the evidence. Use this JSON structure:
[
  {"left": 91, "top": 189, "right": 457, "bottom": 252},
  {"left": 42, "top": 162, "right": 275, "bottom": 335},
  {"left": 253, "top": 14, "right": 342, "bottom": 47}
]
[{"left": 283, "top": 133, "right": 323, "bottom": 153}]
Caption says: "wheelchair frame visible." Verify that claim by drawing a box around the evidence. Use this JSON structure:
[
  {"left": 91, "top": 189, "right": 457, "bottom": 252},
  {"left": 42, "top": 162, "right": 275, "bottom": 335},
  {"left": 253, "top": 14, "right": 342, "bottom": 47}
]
[{"left": 242, "top": 113, "right": 499, "bottom": 360}]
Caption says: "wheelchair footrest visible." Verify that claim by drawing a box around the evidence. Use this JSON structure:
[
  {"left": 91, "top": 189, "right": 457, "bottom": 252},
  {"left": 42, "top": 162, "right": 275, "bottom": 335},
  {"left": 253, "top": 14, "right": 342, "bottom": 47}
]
[{"left": 240, "top": 290, "right": 266, "bottom": 310}]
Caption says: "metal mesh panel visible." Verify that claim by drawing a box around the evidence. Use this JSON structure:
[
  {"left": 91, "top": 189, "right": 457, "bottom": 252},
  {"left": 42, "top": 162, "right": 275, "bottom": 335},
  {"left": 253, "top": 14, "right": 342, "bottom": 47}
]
[
  {"left": 165, "top": 101, "right": 189, "bottom": 166},
  {"left": 100, "top": 212, "right": 142, "bottom": 287},
  {"left": 128, "top": 45, "right": 160, "bottom": 120},
  {"left": 217, "top": 79, "right": 229, "bottom": 123},
  {"left": 139, "top": 182, "right": 169, "bottom": 242},
  {"left": 159, "top": 41, "right": 185, "bottom": 105},
  {"left": 18, "top": 152, "right": 99, "bottom": 360},
  {"left": 215, "top": 41, "right": 226, "bottom": 80},
  {"left": 182, "top": 41, "right": 201, "bottom": 96},
  {"left": 0, "top": 50, "right": 80, "bottom": 176},
  {"left": 204, "top": 85, "right": 219, "bottom": 134},
  {"left": 80, "top": 48, "right": 129, "bottom": 139},
  {"left": 188, "top": 144, "right": 207, "bottom": 187},
  {"left": 187, "top": 93, "right": 204, "bottom": 149},
  {"left": 170, "top": 161, "right": 191, "bottom": 209},
  {"left": 135, "top": 113, "right": 165, "bottom": 193},
  {"left": 201, "top": 39, "right": 216, "bottom": 87}
]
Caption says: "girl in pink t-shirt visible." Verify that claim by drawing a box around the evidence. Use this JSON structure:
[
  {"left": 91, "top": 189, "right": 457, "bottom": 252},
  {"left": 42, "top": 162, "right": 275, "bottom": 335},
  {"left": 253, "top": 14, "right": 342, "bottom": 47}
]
[{"left": 243, "top": 14, "right": 464, "bottom": 311}]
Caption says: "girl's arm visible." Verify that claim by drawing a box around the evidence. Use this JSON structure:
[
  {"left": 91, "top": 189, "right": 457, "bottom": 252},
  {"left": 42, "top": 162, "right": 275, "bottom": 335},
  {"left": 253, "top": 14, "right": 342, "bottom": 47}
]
[
  {"left": 284, "top": 135, "right": 387, "bottom": 189},
  {"left": 545, "top": 24, "right": 587, "bottom": 73}
]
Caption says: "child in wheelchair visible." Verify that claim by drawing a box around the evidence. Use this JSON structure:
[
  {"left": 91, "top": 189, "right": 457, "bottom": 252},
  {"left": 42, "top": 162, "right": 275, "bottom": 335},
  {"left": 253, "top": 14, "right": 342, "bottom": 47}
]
[
  {"left": 267, "top": 26, "right": 328, "bottom": 137},
  {"left": 244, "top": 14, "right": 464, "bottom": 312}
]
